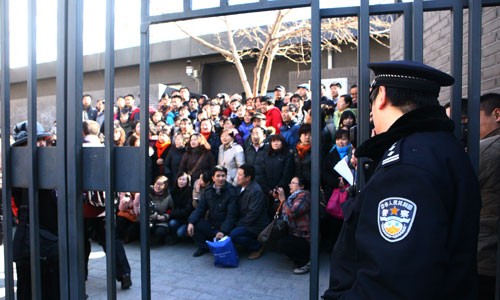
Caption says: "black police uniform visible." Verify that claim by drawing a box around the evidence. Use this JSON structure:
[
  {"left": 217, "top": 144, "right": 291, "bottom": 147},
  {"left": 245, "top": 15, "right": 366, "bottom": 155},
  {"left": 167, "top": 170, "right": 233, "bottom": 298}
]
[{"left": 323, "top": 61, "right": 481, "bottom": 300}]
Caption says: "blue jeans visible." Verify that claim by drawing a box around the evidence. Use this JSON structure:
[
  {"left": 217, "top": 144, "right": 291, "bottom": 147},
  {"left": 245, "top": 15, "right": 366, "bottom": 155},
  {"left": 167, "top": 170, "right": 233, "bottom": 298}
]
[
  {"left": 229, "top": 226, "right": 261, "bottom": 251},
  {"left": 168, "top": 219, "right": 187, "bottom": 238}
]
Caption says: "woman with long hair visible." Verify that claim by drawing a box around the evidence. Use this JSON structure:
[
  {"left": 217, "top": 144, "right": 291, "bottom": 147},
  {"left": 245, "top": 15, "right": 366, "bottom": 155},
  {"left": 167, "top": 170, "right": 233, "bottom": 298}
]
[
  {"left": 178, "top": 133, "right": 215, "bottom": 181},
  {"left": 168, "top": 172, "right": 194, "bottom": 244},
  {"left": 338, "top": 110, "right": 357, "bottom": 131}
]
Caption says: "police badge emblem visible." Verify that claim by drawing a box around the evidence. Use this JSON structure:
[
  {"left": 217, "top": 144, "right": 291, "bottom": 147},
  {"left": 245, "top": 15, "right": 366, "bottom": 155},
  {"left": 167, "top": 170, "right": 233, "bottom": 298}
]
[{"left": 377, "top": 197, "right": 417, "bottom": 242}]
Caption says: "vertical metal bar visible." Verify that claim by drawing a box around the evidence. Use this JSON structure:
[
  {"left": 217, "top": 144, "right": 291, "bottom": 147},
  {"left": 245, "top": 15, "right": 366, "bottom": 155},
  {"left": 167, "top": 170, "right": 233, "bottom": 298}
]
[
  {"left": 67, "top": 0, "right": 85, "bottom": 298},
  {"left": 27, "top": 0, "right": 42, "bottom": 297},
  {"left": 358, "top": 0, "right": 370, "bottom": 148},
  {"left": 104, "top": 0, "right": 117, "bottom": 298},
  {"left": 184, "top": 0, "right": 191, "bottom": 12},
  {"left": 140, "top": 1, "right": 152, "bottom": 299},
  {"left": 0, "top": 0, "right": 15, "bottom": 298},
  {"left": 467, "top": 0, "right": 481, "bottom": 175},
  {"left": 56, "top": 0, "right": 70, "bottom": 298},
  {"left": 450, "top": 1, "right": 464, "bottom": 139},
  {"left": 403, "top": 6, "right": 413, "bottom": 60},
  {"left": 356, "top": 0, "right": 371, "bottom": 194},
  {"left": 309, "top": 0, "right": 320, "bottom": 299},
  {"left": 412, "top": 0, "right": 423, "bottom": 62}
]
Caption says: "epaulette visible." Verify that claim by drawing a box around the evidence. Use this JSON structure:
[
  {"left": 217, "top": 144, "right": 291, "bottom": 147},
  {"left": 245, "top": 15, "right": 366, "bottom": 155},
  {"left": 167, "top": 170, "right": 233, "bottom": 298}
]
[{"left": 381, "top": 141, "right": 401, "bottom": 167}]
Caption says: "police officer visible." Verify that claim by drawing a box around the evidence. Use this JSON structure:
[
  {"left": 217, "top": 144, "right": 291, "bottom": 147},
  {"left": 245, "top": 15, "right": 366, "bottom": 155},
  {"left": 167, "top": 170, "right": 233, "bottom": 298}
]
[{"left": 323, "top": 60, "right": 481, "bottom": 299}]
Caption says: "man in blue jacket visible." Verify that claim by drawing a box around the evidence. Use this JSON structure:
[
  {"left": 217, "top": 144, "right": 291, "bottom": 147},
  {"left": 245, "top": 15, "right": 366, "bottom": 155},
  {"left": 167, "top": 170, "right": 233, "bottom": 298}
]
[{"left": 323, "top": 60, "right": 481, "bottom": 299}]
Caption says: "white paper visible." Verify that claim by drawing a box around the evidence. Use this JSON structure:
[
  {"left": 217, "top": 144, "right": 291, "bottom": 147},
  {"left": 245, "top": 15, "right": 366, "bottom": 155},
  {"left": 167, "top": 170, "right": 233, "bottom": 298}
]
[{"left": 334, "top": 156, "right": 354, "bottom": 186}]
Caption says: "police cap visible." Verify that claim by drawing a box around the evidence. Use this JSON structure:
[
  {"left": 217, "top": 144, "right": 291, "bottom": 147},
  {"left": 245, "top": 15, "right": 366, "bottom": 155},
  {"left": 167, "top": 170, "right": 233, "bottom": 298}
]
[{"left": 368, "top": 60, "right": 454, "bottom": 97}]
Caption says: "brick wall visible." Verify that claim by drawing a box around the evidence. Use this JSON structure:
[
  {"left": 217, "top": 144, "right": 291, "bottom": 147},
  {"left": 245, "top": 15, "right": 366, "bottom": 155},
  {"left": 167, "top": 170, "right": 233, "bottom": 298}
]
[{"left": 391, "top": 7, "right": 500, "bottom": 103}]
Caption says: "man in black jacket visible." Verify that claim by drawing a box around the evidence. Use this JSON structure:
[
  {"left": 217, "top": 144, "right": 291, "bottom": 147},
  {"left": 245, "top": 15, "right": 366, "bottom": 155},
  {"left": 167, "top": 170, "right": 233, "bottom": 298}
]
[
  {"left": 230, "top": 164, "right": 269, "bottom": 260},
  {"left": 187, "top": 165, "right": 238, "bottom": 257},
  {"left": 323, "top": 61, "right": 481, "bottom": 299}
]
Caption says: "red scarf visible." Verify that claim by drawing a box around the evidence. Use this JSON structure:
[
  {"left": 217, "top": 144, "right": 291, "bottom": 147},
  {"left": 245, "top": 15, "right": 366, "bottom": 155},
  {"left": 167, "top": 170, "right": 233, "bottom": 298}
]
[
  {"left": 200, "top": 131, "right": 211, "bottom": 142},
  {"left": 155, "top": 140, "right": 170, "bottom": 158},
  {"left": 295, "top": 143, "right": 311, "bottom": 160}
]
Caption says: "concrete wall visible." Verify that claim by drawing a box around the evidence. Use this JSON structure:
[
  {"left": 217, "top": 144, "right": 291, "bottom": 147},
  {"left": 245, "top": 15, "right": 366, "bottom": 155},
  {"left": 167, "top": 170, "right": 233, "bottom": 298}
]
[
  {"left": 7, "top": 35, "right": 389, "bottom": 129},
  {"left": 390, "top": 7, "right": 500, "bottom": 103}
]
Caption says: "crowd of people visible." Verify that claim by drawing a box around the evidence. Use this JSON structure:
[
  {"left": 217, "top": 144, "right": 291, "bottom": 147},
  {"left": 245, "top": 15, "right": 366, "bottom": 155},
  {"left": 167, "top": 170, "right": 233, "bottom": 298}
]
[
  {"left": 76, "top": 82, "right": 359, "bottom": 277},
  {"left": 6, "top": 61, "right": 499, "bottom": 299}
]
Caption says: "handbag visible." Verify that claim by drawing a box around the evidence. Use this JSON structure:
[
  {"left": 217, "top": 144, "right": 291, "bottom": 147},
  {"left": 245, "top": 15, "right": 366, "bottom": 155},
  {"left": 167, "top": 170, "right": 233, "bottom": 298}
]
[
  {"left": 257, "top": 201, "right": 288, "bottom": 245},
  {"left": 117, "top": 209, "right": 137, "bottom": 222},
  {"left": 326, "top": 185, "right": 350, "bottom": 219},
  {"left": 205, "top": 236, "right": 239, "bottom": 268}
]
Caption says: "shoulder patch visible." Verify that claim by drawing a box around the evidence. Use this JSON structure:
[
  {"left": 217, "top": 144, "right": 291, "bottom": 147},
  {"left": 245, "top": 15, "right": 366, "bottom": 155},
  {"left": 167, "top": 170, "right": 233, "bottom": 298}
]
[
  {"left": 377, "top": 197, "right": 417, "bottom": 242},
  {"left": 381, "top": 142, "right": 400, "bottom": 166}
]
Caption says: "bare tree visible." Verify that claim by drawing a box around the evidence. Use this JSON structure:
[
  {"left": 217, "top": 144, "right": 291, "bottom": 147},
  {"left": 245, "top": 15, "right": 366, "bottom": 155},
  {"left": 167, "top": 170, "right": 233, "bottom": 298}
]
[{"left": 176, "top": 10, "right": 392, "bottom": 97}]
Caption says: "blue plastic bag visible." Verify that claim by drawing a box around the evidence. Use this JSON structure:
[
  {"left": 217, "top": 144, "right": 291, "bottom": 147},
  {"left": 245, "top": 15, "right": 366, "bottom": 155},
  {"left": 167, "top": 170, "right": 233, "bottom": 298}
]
[{"left": 206, "top": 236, "right": 239, "bottom": 268}]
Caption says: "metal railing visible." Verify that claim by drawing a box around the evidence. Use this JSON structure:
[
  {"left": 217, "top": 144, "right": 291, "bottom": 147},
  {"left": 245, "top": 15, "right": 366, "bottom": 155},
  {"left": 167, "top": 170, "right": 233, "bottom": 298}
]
[{"left": 1, "top": 0, "right": 499, "bottom": 299}]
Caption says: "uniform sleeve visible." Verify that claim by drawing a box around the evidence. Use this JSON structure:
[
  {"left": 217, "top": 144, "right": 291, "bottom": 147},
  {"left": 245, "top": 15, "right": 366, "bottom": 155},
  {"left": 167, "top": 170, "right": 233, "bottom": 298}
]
[{"left": 344, "top": 165, "right": 449, "bottom": 299}]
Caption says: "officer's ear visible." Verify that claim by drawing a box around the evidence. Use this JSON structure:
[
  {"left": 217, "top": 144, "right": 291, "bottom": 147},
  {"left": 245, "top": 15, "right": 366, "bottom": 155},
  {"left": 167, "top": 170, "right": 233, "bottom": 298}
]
[{"left": 373, "top": 86, "right": 389, "bottom": 110}]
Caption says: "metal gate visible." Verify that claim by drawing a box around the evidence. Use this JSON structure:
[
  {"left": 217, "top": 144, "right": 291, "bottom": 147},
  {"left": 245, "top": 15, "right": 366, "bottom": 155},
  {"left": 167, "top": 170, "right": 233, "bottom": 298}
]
[{"left": 1, "top": 0, "right": 499, "bottom": 299}]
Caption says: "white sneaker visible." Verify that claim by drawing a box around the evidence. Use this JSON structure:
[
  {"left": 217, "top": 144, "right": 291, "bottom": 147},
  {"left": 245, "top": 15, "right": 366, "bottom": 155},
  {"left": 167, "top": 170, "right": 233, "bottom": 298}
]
[{"left": 293, "top": 261, "right": 310, "bottom": 275}]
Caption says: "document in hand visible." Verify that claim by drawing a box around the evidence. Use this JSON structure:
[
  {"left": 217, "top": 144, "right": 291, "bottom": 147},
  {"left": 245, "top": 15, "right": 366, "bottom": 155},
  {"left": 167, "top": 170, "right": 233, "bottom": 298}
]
[{"left": 333, "top": 156, "right": 354, "bottom": 185}]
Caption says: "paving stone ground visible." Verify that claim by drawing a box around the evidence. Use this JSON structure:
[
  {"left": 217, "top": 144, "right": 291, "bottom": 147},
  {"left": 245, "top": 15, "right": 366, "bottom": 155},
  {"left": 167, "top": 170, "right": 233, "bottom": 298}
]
[{"left": 1, "top": 240, "right": 332, "bottom": 299}]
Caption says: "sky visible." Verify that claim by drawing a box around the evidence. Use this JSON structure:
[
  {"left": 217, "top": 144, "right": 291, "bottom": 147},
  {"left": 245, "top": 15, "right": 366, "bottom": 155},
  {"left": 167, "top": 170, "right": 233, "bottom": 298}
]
[{"left": 8, "top": 0, "right": 403, "bottom": 68}]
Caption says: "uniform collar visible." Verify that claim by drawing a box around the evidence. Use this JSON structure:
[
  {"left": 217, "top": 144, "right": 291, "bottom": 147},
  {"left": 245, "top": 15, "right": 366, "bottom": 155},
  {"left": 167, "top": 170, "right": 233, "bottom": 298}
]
[{"left": 356, "top": 105, "right": 454, "bottom": 162}]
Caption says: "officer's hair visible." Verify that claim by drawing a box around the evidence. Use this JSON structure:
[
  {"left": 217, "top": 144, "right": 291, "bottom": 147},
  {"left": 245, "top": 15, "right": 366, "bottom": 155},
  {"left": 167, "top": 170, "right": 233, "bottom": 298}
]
[
  {"left": 238, "top": 164, "right": 255, "bottom": 180},
  {"left": 480, "top": 93, "right": 500, "bottom": 115},
  {"left": 377, "top": 87, "right": 439, "bottom": 113}
]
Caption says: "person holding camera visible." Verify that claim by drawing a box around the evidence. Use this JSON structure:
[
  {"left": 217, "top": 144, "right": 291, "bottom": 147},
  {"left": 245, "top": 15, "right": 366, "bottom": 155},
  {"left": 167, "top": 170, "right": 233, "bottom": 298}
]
[{"left": 274, "top": 177, "right": 311, "bottom": 275}]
